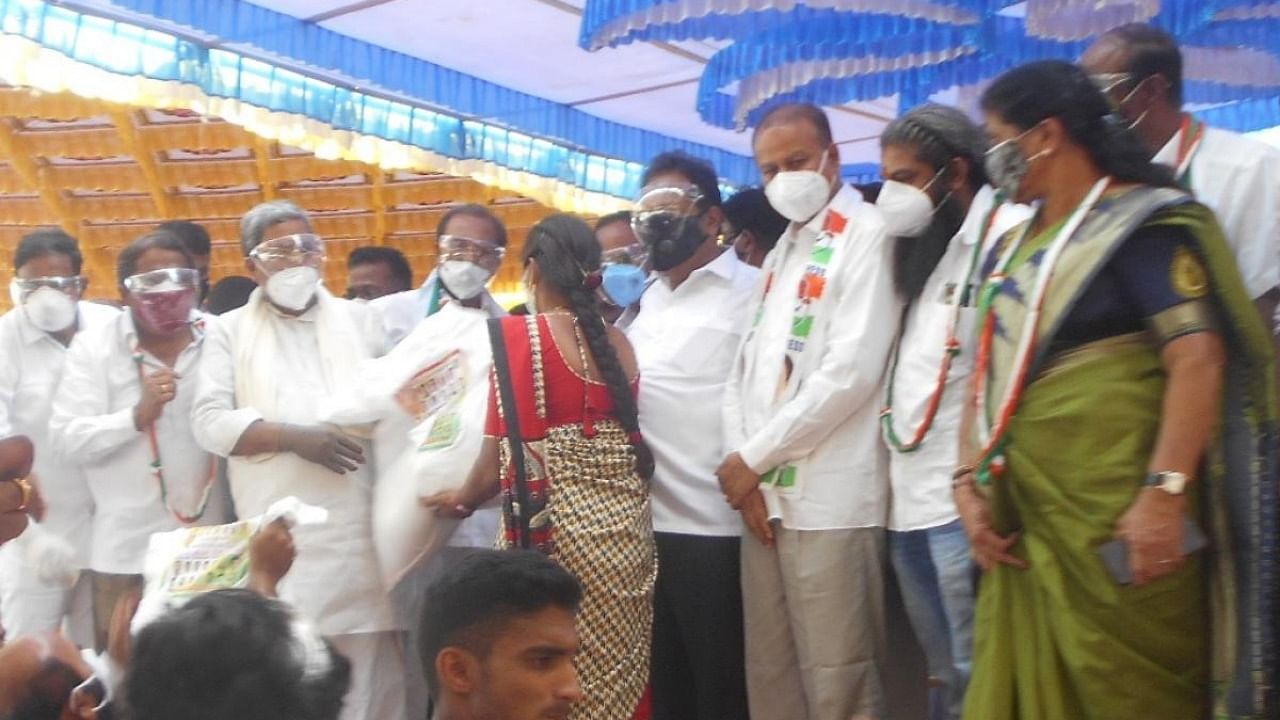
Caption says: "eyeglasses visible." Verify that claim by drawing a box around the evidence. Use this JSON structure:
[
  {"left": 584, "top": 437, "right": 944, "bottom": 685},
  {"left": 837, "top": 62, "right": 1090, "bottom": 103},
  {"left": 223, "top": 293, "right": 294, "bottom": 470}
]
[
  {"left": 720, "top": 226, "right": 745, "bottom": 248},
  {"left": 602, "top": 243, "right": 648, "bottom": 267},
  {"left": 437, "top": 234, "right": 505, "bottom": 269},
  {"left": 250, "top": 233, "right": 326, "bottom": 272},
  {"left": 123, "top": 267, "right": 200, "bottom": 294},
  {"left": 9, "top": 276, "right": 86, "bottom": 300},
  {"left": 1089, "top": 72, "right": 1153, "bottom": 113},
  {"left": 1089, "top": 72, "right": 1134, "bottom": 95}
]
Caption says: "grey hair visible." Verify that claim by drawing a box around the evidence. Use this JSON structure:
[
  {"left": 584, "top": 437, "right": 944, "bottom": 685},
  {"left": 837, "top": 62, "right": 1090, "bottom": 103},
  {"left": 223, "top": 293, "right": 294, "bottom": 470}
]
[
  {"left": 239, "top": 200, "right": 313, "bottom": 256},
  {"left": 880, "top": 103, "right": 989, "bottom": 190}
]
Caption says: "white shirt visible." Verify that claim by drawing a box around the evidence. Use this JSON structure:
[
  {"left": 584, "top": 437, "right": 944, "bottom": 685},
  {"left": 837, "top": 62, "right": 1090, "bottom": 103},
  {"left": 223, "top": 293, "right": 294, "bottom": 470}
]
[
  {"left": 0, "top": 302, "right": 118, "bottom": 567},
  {"left": 49, "top": 311, "right": 226, "bottom": 574},
  {"left": 885, "top": 187, "right": 1032, "bottom": 531},
  {"left": 374, "top": 270, "right": 506, "bottom": 347},
  {"left": 191, "top": 297, "right": 399, "bottom": 635},
  {"left": 725, "top": 185, "right": 902, "bottom": 530},
  {"left": 628, "top": 249, "right": 759, "bottom": 536},
  {"left": 1153, "top": 122, "right": 1280, "bottom": 300}
]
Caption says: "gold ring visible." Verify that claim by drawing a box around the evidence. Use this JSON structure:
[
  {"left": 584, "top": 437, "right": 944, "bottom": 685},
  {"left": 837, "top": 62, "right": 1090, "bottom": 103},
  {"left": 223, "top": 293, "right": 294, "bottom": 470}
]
[{"left": 9, "top": 477, "right": 32, "bottom": 512}]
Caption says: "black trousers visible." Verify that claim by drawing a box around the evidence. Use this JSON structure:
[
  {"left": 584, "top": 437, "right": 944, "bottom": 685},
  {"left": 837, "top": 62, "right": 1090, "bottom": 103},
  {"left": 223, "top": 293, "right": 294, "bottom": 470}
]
[{"left": 650, "top": 532, "right": 750, "bottom": 720}]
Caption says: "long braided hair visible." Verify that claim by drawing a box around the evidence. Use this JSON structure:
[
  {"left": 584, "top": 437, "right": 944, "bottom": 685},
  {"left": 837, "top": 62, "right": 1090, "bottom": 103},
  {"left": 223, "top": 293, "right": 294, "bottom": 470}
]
[{"left": 523, "top": 214, "right": 655, "bottom": 480}]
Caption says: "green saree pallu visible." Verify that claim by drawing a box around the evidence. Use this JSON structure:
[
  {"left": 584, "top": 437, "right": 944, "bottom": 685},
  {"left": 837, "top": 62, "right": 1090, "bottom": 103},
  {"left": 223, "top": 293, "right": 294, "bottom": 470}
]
[{"left": 964, "top": 186, "right": 1277, "bottom": 720}]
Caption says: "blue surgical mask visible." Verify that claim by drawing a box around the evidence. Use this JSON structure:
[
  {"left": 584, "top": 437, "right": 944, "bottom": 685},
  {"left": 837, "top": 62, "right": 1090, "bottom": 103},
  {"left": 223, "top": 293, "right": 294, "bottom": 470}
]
[{"left": 601, "top": 263, "right": 646, "bottom": 308}]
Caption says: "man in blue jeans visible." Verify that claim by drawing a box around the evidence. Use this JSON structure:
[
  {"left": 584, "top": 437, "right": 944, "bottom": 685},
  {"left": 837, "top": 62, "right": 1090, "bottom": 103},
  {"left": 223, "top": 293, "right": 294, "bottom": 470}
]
[{"left": 875, "top": 104, "right": 1031, "bottom": 719}]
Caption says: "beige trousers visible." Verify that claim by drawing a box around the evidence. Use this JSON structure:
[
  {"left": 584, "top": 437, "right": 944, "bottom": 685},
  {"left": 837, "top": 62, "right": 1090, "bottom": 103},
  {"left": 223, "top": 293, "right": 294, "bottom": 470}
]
[{"left": 742, "top": 524, "right": 887, "bottom": 720}]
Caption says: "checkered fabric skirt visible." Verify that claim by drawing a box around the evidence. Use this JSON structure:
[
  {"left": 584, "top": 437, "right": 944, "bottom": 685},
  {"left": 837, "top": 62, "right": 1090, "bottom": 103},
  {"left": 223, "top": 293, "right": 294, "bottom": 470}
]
[{"left": 499, "top": 421, "right": 657, "bottom": 720}]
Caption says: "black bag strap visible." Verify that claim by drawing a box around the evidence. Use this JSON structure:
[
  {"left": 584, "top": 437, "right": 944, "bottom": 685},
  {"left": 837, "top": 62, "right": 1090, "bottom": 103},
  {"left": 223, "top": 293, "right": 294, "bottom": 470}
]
[{"left": 487, "top": 318, "right": 532, "bottom": 549}]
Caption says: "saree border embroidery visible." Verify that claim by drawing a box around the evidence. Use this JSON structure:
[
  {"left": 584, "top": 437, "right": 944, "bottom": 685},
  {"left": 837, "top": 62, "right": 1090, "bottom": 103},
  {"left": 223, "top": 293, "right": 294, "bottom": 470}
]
[{"left": 1149, "top": 299, "right": 1218, "bottom": 346}]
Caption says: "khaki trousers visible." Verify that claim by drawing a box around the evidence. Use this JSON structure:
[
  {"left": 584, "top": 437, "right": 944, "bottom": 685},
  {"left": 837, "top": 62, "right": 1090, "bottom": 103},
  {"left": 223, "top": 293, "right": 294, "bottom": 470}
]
[{"left": 742, "top": 524, "right": 887, "bottom": 720}]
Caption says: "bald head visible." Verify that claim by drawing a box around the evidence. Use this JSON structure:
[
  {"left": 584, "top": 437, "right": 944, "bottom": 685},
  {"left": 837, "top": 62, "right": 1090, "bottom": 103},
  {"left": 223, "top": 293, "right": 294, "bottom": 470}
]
[
  {"left": 0, "top": 633, "right": 90, "bottom": 719},
  {"left": 1081, "top": 23, "right": 1183, "bottom": 106},
  {"left": 751, "top": 103, "right": 841, "bottom": 198},
  {"left": 753, "top": 103, "right": 833, "bottom": 148}
]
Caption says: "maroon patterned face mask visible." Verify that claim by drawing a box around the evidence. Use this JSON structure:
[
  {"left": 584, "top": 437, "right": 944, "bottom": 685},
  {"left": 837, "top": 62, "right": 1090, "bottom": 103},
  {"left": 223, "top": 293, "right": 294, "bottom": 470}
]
[{"left": 131, "top": 287, "right": 196, "bottom": 333}]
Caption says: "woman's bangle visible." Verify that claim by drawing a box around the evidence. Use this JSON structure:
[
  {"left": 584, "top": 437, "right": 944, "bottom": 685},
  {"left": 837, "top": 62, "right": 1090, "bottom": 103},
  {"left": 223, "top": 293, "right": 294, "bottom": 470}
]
[{"left": 951, "top": 465, "right": 976, "bottom": 491}]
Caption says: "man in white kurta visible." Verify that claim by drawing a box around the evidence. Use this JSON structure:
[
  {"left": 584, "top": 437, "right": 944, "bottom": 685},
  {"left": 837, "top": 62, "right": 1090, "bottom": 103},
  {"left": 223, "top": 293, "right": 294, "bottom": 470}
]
[
  {"left": 50, "top": 234, "right": 228, "bottom": 652},
  {"left": 876, "top": 103, "right": 1034, "bottom": 720},
  {"left": 0, "top": 230, "right": 117, "bottom": 645},
  {"left": 326, "top": 216, "right": 509, "bottom": 720},
  {"left": 720, "top": 104, "right": 901, "bottom": 720},
  {"left": 1083, "top": 25, "right": 1280, "bottom": 314},
  {"left": 373, "top": 204, "right": 509, "bottom": 347},
  {"left": 191, "top": 200, "right": 403, "bottom": 720}
]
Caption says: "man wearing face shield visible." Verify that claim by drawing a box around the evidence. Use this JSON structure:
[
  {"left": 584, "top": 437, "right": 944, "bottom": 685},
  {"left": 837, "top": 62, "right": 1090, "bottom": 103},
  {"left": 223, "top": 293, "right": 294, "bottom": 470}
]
[
  {"left": 0, "top": 230, "right": 117, "bottom": 648},
  {"left": 323, "top": 206, "right": 509, "bottom": 720},
  {"left": 718, "top": 103, "right": 902, "bottom": 720},
  {"left": 373, "top": 204, "right": 508, "bottom": 347},
  {"left": 875, "top": 104, "right": 1031, "bottom": 720},
  {"left": 1082, "top": 25, "right": 1280, "bottom": 337},
  {"left": 190, "top": 200, "right": 405, "bottom": 720},
  {"left": 594, "top": 212, "right": 649, "bottom": 326},
  {"left": 49, "top": 231, "right": 229, "bottom": 653},
  {"left": 623, "top": 151, "right": 756, "bottom": 720},
  {"left": 155, "top": 220, "right": 212, "bottom": 304}
]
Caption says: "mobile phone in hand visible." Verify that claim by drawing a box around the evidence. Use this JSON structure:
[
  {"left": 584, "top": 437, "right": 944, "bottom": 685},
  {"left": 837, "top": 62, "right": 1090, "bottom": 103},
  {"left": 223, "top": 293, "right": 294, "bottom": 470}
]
[{"left": 1097, "top": 517, "right": 1208, "bottom": 585}]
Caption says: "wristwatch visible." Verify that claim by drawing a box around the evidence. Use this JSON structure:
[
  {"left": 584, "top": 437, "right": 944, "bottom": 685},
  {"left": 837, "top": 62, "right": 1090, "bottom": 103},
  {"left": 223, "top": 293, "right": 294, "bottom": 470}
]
[{"left": 1144, "top": 471, "right": 1188, "bottom": 496}]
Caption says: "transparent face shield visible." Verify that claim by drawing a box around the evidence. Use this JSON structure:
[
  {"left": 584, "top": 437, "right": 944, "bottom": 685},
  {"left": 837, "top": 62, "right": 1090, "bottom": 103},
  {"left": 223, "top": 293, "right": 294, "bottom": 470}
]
[
  {"left": 601, "top": 242, "right": 649, "bottom": 269},
  {"left": 249, "top": 233, "right": 326, "bottom": 273},
  {"left": 9, "top": 275, "right": 86, "bottom": 303},
  {"left": 122, "top": 267, "right": 201, "bottom": 295},
  {"left": 630, "top": 184, "right": 705, "bottom": 249},
  {"left": 124, "top": 267, "right": 200, "bottom": 332},
  {"left": 437, "top": 234, "right": 506, "bottom": 272}
]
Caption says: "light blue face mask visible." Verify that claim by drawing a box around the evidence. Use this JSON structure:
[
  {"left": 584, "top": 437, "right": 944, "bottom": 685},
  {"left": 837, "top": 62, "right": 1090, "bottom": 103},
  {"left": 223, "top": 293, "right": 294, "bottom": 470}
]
[{"left": 601, "top": 263, "right": 646, "bottom": 308}]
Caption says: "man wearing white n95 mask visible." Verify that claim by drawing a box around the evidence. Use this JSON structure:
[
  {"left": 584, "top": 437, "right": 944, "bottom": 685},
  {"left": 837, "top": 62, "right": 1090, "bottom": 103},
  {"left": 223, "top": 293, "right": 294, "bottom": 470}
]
[
  {"left": 342, "top": 205, "right": 508, "bottom": 720},
  {"left": 0, "top": 230, "right": 116, "bottom": 648},
  {"left": 719, "top": 103, "right": 902, "bottom": 720},
  {"left": 875, "top": 104, "right": 1031, "bottom": 720},
  {"left": 191, "top": 200, "right": 405, "bottom": 720},
  {"left": 374, "top": 204, "right": 508, "bottom": 348}
]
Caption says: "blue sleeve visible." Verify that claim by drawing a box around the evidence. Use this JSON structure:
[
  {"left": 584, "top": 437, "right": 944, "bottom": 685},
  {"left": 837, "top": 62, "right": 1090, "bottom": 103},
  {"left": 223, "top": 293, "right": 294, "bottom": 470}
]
[{"left": 1108, "top": 224, "right": 1210, "bottom": 318}]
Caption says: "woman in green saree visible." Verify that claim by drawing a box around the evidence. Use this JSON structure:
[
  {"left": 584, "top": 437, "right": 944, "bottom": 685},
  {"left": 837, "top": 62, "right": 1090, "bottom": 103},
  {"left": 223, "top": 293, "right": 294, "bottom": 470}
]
[{"left": 953, "top": 61, "right": 1276, "bottom": 720}]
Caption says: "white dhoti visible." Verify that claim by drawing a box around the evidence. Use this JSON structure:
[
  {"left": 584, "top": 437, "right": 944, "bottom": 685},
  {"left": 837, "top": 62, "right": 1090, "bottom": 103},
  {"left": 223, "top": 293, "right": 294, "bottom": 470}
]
[
  {"left": 329, "top": 631, "right": 408, "bottom": 720},
  {"left": 0, "top": 538, "right": 93, "bottom": 646}
]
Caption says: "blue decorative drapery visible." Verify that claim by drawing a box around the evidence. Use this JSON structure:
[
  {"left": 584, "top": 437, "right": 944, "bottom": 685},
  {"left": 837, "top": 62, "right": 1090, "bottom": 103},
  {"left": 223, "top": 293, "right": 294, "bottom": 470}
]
[{"left": 582, "top": 0, "right": 1280, "bottom": 134}]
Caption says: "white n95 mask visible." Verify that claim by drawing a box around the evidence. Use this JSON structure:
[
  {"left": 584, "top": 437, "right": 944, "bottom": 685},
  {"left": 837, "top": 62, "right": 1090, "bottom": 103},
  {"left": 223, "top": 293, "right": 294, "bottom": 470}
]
[
  {"left": 266, "top": 266, "right": 320, "bottom": 311},
  {"left": 765, "top": 148, "right": 836, "bottom": 223}
]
